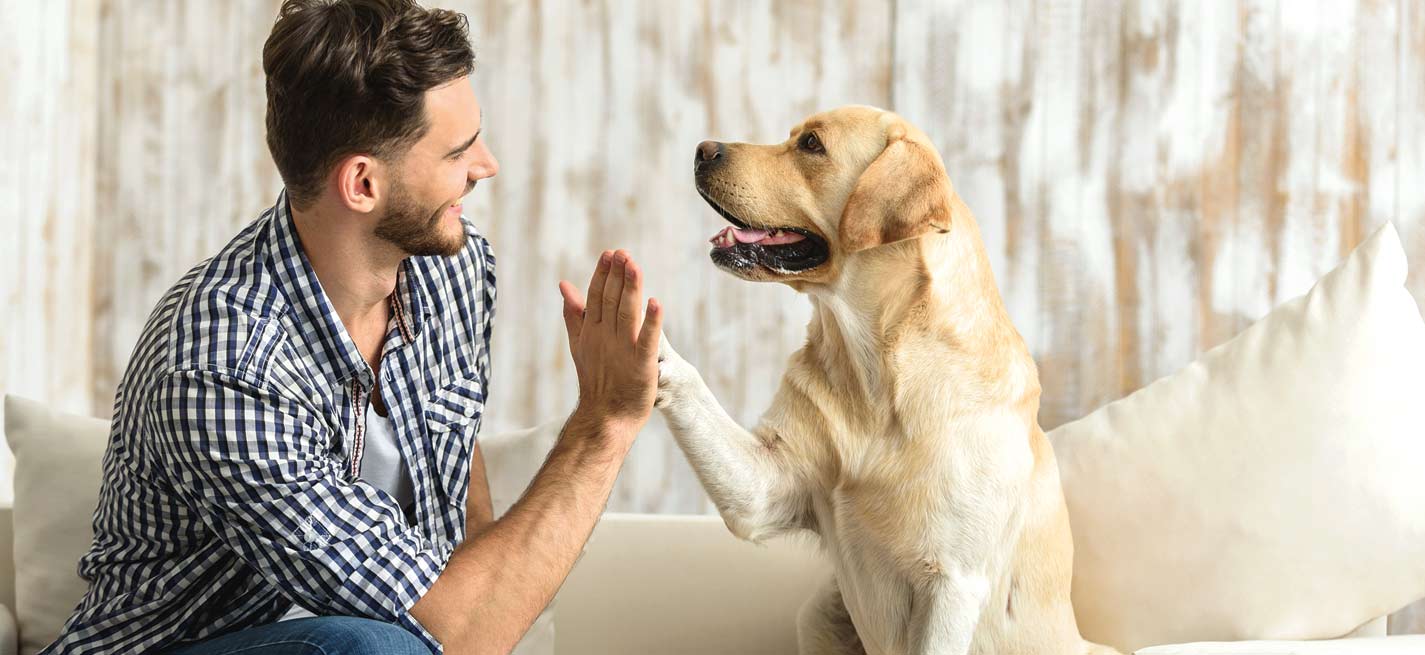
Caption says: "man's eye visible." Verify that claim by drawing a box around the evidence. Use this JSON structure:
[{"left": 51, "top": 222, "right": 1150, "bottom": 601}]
[{"left": 799, "top": 132, "right": 825, "bottom": 154}]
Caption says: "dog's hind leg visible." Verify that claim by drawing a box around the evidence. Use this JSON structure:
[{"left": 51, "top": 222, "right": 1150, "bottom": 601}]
[{"left": 798, "top": 577, "right": 866, "bottom": 655}]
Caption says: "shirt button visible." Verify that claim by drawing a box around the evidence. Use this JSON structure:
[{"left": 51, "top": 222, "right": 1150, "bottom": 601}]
[{"left": 464, "top": 405, "right": 476, "bottom": 418}]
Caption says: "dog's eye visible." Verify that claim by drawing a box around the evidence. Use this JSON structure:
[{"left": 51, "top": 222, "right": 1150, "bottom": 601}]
[{"left": 799, "top": 132, "right": 825, "bottom": 154}]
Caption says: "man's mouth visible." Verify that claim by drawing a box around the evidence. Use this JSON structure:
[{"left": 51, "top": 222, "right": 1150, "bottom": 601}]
[{"left": 446, "top": 182, "right": 475, "bottom": 217}]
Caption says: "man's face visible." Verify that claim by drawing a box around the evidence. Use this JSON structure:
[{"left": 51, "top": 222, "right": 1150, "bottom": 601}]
[{"left": 376, "top": 75, "right": 498, "bottom": 257}]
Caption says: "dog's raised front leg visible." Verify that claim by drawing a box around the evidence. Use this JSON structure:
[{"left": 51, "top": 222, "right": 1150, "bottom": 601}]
[{"left": 655, "top": 335, "right": 804, "bottom": 541}]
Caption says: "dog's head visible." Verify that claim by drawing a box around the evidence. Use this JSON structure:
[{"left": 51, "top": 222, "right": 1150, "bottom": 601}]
[{"left": 694, "top": 105, "right": 956, "bottom": 286}]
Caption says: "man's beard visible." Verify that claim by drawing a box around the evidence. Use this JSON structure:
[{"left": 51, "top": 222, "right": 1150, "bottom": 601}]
[{"left": 374, "top": 177, "right": 470, "bottom": 257}]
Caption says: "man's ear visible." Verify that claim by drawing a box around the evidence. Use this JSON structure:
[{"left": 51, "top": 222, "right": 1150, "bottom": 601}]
[
  {"left": 333, "top": 154, "right": 379, "bottom": 214},
  {"left": 837, "top": 119, "right": 953, "bottom": 253}
]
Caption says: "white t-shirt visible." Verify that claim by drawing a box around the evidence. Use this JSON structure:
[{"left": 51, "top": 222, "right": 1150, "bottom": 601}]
[{"left": 281, "top": 403, "right": 413, "bottom": 621}]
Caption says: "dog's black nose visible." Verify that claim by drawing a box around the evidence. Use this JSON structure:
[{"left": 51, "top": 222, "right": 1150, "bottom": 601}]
[{"left": 695, "top": 140, "right": 724, "bottom": 172}]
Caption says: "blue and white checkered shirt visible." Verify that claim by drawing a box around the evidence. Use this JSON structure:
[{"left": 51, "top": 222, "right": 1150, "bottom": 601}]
[{"left": 43, "top": 190, "right": 496, "bottom": 654}]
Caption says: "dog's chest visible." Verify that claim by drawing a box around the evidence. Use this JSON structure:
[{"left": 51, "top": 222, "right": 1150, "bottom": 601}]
[
  {"left": 801, "top": 406, "right": 1030, "bottom": 557},
  {"left": 807, "top": 425, "right": 949, "bottom": 546}
]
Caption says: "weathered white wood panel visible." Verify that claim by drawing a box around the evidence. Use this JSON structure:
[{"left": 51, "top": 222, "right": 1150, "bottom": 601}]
[
  {"left": 0, "top": 0, "right": 101, "bottom": 505},
  {"left": 3, "top": 0, "right": 1423, "bottom": 526},
  {"left": 90, "top": 0, "right": 285, "bottom": 414},
  {"left": 450, "top": 0, "right": 894, "bottom": 513},
  {"left": 895, "top": 0, "right": 1425, "bottom": 428}
]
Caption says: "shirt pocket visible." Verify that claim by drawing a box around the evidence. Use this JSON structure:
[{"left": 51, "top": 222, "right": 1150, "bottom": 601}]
[{"left": 424, "top": 377, "right": 485, "bottom": 508}]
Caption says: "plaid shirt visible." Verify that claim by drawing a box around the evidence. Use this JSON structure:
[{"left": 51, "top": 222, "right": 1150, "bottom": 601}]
[{"left": 44, "top": 190, "right": 496, "bottom": 654}]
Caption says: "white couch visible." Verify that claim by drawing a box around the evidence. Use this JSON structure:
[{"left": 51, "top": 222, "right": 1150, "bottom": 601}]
[
  {"left": 0, "top": 498, "right": 1411, "bottom": 655},
  {"left": 0, "top": 395, "right": 1417, "bottom": 655}
]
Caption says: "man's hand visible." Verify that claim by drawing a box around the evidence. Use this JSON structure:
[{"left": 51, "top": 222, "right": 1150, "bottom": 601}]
[
  {"left": 412, "top": 250, "right": 662, "bottom": 655},
  {"left": 557, "top": 250, "right": 662, "bottom": 437}
]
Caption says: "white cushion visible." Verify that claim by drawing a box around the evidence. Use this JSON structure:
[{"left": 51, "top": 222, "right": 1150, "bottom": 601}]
[
  {"left": 484, "top": 422, "right": 832, "bottom": 654},
  {"left": 1135, "top": 635, "right": 1425, "bottom": 654},
  {"left": 3, "top": 395, "right": 107, "bottom": 655},
  {"left": 0, "top": 603, "right": 19, "bottom": 655},
  {"left": 480, "top": 419, "right": 566, "bottom": 655},
  {"left": 555, "top": 513, "right": 829, "bottom": 655},
  {"left": 1049, "top": 223, "right": 1425, "bottom": 652}
]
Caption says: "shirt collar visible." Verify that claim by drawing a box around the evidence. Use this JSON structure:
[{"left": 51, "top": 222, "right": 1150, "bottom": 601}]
[
  {"left": 393, "top": 257, "right": 432, "bottom": 343},
  {"left": 267, "top": 189, "right": 431, "bottom": 388}
]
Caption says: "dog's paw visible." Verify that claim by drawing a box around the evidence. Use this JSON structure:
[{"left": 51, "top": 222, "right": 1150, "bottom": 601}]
[
  {"left": 656, "top": 361, "right": 690, "bottom": 409},
  {"left": 656, "top": 330, "right": 681, "bottom": 364},
  {"left": 655, "top": 333, "right": 694, "bottom": 409}
]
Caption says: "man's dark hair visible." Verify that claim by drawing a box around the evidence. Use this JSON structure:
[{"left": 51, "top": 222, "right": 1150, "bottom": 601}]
[{"left": 263, "top": 0, "right": 475, "bottom": 209}]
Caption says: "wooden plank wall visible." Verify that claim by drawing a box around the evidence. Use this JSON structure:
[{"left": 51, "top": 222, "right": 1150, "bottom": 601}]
[
  {"left": 454, "top": 0, "right": 894, "bottom": 514},
  {"left": 0, "top": 0, "right": 101, "bottom": 504},
  {"left": 3, "top": 0, "right": 1423, "bottom": 524}
]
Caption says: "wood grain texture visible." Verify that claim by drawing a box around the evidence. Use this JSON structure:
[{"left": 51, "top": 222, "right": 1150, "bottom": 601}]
[
  {"left": 89, "top": 0, "right": 285, "bottom": 414},
  {"left": 895, "top": 0, "right": 1424, "bottom": 428},
  {"left": 0, "top": 0, "right": 101, "bottom": 505},
  {"left": 448, "top": 0, "right": 894, "bottom": 513},
  {"left": 2, "top": 0, "right": 1423, "bottom": 527}
]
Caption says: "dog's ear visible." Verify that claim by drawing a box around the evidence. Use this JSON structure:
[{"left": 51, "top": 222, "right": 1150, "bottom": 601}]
[{"left": 837, "top": 117, "right": 954, "bottom": 253}]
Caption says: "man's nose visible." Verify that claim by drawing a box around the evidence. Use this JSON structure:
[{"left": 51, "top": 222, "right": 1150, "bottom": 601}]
[
  {"left": 695, "top": 140, "right": 724, "bottom": 174},
  {"left": 470, "top": 148, "right": 499, "bottom": 180}
]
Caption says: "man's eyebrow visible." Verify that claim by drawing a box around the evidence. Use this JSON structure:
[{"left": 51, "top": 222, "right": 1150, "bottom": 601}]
[
  {"left": 445, "top": 130, "right": 480, "bottom": 158},
  {"left": 445, "top": 110, "right": 484, "bottom": 158}
]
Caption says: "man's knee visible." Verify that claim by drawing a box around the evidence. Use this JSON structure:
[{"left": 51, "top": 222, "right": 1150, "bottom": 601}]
[{"left": 298, "top": 616, "right": 432, "bottom": 655}]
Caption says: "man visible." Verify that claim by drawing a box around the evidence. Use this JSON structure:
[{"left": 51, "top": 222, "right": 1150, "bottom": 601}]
[{"left": 43, "top": 1, "right": 661, "bottom": 653}]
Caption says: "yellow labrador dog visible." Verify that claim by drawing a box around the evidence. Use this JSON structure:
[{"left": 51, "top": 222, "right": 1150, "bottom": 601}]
[{"left": 655, "top": 106, "right": 1119, "bottom": 655}]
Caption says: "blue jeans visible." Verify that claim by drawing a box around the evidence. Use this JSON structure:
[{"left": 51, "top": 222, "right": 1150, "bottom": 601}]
[{"left": 164, "top": 616, "right": 433, "bottom": 655}]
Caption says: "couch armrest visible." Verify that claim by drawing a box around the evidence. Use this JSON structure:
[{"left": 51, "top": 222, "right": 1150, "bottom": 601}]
[{"left": 0, "top": 603, "right": 17, "bottom": 655}]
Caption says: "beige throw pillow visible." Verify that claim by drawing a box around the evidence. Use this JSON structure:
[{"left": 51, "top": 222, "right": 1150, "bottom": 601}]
[
  {"left": 3, "top": 395, "right": 107, "bottom": 655},
  {"left": 1048, "top": 223, "right": 1425, "bottom": 652}
]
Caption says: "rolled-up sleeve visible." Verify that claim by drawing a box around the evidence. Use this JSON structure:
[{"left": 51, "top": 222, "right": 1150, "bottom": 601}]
[{"left": 147, "top": 367, "right": 452, "bottom": 651}]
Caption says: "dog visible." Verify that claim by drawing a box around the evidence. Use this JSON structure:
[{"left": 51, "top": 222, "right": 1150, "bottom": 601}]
[{"left": 654, "top": 106, "right": 1120, "bottom": 655}]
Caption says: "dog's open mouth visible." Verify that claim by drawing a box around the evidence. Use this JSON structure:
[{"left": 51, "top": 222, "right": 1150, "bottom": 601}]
[{"left": 698, "top": 190, "right": 829, "bottom": 273}]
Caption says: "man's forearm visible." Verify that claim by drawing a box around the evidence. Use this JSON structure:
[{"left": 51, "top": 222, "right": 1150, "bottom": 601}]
[{"left": 411, "top": 409, "right": 630, "bottom": 654}]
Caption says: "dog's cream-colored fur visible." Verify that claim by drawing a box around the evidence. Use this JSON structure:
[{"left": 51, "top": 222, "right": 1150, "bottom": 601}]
[{"left": 656, "top": 106, "right": 1120, "bottom": 655}]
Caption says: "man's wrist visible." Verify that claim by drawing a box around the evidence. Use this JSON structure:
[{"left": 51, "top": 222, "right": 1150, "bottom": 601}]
[{"left": 564, "top": 405, "right": 639, "bottom": 450}]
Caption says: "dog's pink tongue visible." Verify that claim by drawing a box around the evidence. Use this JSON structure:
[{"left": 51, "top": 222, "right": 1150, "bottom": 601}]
[
  {"left": 733, "top": 228, "right": 770, "bottom": 243},
  {"left": 708, "top": 226, "right": 808, "bottom": 247},
  {"left": 760, "top": 230, "right": 805, "bottom": 245}
]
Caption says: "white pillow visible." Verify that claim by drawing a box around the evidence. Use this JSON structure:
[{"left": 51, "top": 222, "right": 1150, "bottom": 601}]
[
  {"left": 1048, "top": 223, "right": 1425, "bottom": 652},
  {"left": 3, "top": 395, "right": 108, "bottom": 655},
  {"left": 1, "top": 395, "right": 559, "bottom": 655},
  {"left": 479, "top": 419, "right": 565, "bottom": 655}
]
